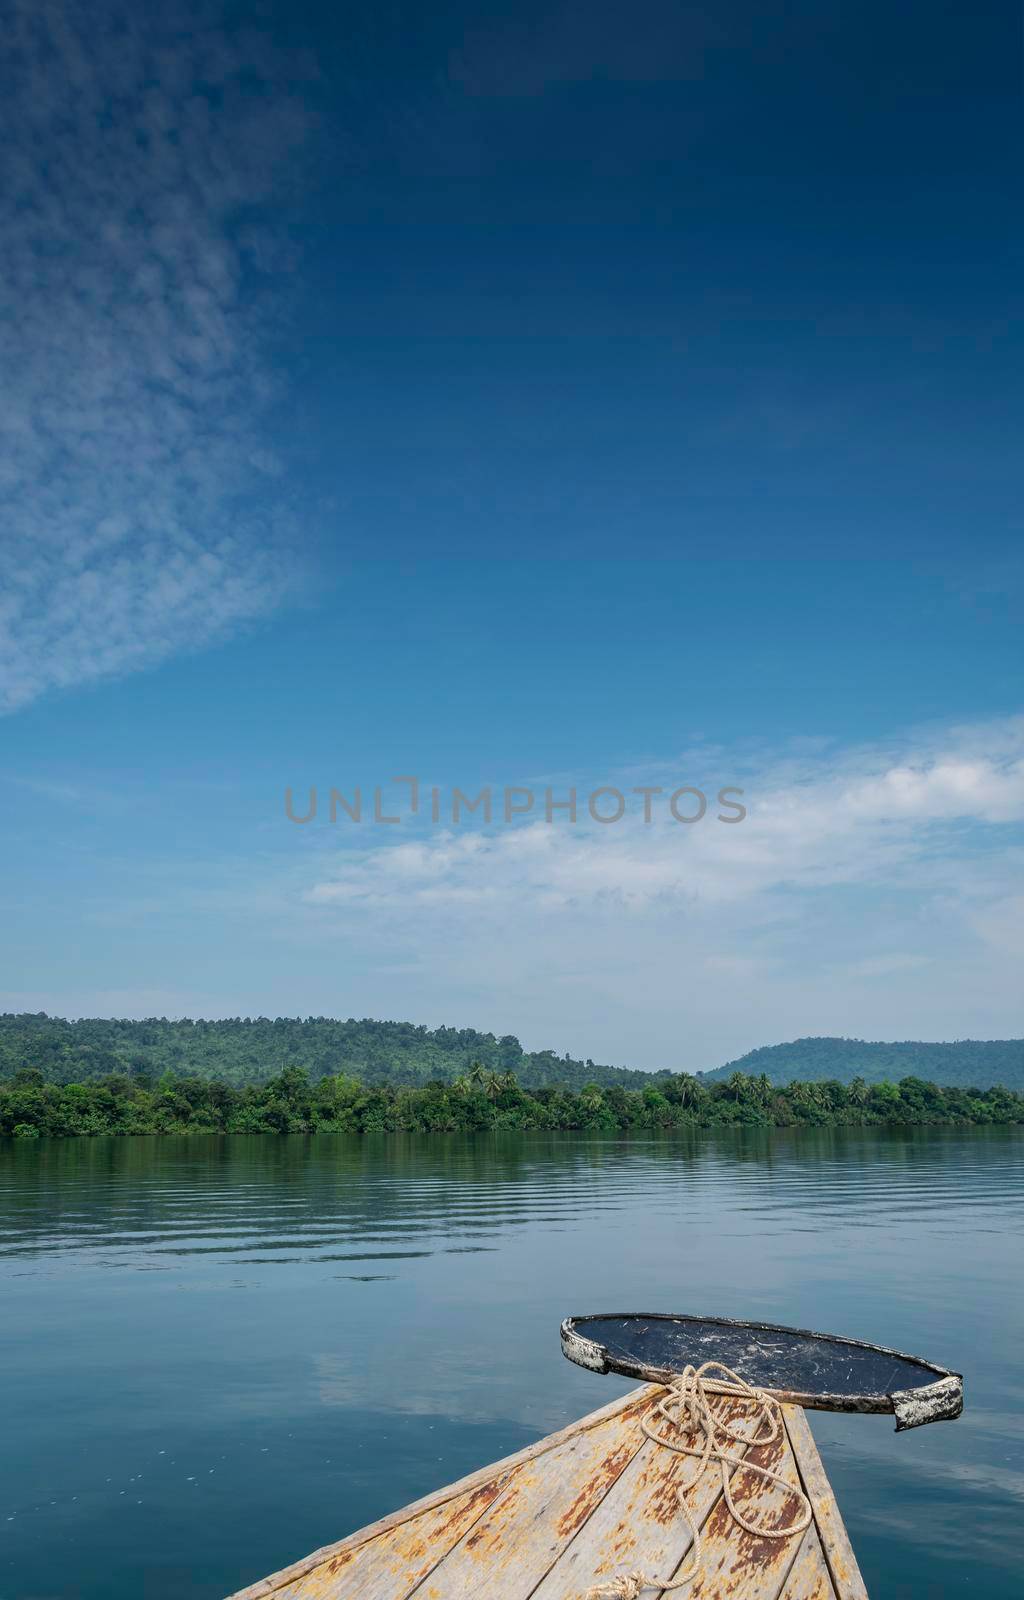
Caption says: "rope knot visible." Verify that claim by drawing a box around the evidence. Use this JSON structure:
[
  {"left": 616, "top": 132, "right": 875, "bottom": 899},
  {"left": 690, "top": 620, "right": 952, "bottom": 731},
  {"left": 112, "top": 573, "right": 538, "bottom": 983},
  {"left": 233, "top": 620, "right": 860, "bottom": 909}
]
[{"left": 585, "top": 1570, "right": 652, "bottom": 1599}]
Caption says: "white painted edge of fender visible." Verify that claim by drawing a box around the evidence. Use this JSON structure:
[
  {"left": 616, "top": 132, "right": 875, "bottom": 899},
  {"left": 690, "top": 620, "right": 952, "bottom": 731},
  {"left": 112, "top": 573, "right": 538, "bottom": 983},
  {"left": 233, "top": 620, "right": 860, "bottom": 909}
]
[
  {"left": 890, "top": 1373, "right": 964, "bottom": 1431},
  {"left": 560, "top": 1317, "right": 608, "bottom": 1373}
]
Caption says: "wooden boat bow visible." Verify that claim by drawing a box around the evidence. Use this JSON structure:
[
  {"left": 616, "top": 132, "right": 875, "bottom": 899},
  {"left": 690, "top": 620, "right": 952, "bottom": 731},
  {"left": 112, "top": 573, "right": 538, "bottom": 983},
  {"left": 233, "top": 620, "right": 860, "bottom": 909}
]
[{"left": 228, "top": 1312, "right": 963, "bottom": 1597}]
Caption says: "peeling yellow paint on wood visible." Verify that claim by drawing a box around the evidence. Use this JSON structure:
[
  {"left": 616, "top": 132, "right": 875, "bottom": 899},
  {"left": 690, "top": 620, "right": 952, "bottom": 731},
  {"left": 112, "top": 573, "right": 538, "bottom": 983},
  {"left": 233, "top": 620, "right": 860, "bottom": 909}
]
[{"left": 227, "top": 1386, "right": 868, "bottom": 1600}]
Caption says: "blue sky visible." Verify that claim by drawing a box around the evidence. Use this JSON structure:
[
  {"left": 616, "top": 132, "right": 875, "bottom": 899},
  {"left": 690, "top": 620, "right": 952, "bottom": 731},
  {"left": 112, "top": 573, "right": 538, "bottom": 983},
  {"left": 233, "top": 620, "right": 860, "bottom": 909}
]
[{"left": 1, "top": 0, "right": 1021, "bottom": 1069}]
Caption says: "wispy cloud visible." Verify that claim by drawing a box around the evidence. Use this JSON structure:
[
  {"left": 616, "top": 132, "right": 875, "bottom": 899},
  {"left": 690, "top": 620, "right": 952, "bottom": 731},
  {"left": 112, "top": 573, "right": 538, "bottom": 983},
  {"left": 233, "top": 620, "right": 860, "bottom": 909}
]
[
  {"left": 306, "top": 718, "right": 1024, "bottom": 915},
  {"left": 0, "top": 0, "right": 315, "bottom": 714},
  {"left": 296, "top": 718, "right": 1024, "bottom": 1065},
  {"left": 4, "top": 718, "right": 1020, "bottom": 1060}
]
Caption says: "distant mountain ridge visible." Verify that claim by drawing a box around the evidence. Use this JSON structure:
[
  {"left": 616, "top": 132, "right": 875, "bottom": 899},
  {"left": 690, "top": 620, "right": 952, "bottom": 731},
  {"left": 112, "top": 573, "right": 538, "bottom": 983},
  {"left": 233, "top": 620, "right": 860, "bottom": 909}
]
[
  {"left": 699, "top": 1035, "right": 1024, "bottom": 1090},
  {"left": 1, "top": 1014, "right": 1022, "bottom": 1092},
  {"left": 0, "top": 1013, "right": 663, "bottom": 1092}
]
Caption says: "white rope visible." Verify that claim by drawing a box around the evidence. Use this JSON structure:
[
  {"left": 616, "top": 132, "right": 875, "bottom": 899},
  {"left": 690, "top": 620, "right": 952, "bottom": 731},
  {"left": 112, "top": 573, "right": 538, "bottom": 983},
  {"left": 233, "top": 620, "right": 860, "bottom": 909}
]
[{"left": 583, "top": 1361, "right": 812, "bottom": 1600}]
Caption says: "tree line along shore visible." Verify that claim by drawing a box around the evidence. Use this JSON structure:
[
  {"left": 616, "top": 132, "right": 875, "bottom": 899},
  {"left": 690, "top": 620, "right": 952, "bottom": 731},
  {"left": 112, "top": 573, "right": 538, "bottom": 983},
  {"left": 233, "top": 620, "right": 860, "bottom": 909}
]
[{"left": 2, "top": 1064, "right": 1022, "bottom": 1139}]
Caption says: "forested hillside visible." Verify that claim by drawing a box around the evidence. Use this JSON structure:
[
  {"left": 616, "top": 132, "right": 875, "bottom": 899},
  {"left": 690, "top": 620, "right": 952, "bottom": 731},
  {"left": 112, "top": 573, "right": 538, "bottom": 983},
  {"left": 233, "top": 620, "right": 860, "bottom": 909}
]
[
  {"left": 0, "top": 1014, "right": 665, "bottom": 1091},
  {"left": 703, "top": 1036, "right": 1024, "bottom": 1089},
  {"left": 2, "top": 1016, "right": 1021, "bottom": 1092}
]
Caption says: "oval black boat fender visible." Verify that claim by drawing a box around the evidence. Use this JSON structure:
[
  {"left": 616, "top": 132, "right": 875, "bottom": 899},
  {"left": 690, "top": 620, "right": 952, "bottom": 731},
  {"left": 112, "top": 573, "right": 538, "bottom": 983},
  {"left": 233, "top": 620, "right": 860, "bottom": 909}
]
[{"left": 561, "top": 1312, "right": 963, "bottom": 1430}]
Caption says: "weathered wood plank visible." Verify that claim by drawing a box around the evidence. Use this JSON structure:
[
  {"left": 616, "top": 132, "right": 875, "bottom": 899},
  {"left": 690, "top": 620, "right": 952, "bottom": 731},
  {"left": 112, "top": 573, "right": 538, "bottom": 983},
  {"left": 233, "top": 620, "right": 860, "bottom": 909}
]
[
  {"left": 782, "top": 1408, "right": 868, "bottom": 1600},
  {"left": 226, "top": 1385, "right": 656, "bottom": 1600},
  {"left": 269, "top": 1472, "right": 514, "bottom": 1600},
  {"left": 531, "top": 1396, "right": 758, "bottom": 1600},
  {"left": 778, "top": 1523, "right": 837, "bottom": 1600},
  {"left": 411, "top": 1393, "right": 657, "bottom": 1600},
  {"left": 653, "top": 1405, "right": 808, "bottom": 1600},
  {"left": 228, "top": 1387, "right": 869, "bottom": 1600}
]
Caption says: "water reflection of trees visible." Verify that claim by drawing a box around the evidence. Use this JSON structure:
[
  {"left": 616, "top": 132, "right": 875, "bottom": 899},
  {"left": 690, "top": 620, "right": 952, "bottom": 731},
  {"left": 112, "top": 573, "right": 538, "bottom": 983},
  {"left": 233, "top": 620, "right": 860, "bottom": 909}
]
[{"left": 2, "top": 1118, "right": 1019, "bottom": 1268}]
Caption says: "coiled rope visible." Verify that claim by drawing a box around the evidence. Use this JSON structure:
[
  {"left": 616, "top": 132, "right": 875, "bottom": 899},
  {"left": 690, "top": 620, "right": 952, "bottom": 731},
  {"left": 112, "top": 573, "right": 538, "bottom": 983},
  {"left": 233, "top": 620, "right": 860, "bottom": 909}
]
[{"left": 584, "top": 1361, "right": 812, "bottom": 1600}]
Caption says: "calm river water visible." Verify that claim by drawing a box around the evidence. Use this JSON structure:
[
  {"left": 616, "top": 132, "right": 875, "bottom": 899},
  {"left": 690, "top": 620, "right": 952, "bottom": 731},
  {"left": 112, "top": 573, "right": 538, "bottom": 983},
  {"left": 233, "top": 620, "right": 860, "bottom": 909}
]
[{"left": 1, "top": 1127, "right": 1022, "bottom": 1599}]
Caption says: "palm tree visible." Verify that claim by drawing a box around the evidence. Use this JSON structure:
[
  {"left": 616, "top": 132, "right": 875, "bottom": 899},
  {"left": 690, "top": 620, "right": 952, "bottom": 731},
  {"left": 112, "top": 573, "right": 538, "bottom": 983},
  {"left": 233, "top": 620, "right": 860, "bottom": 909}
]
[{"left": 673, "top": 1074, "right": 704, "bottom": 1110}]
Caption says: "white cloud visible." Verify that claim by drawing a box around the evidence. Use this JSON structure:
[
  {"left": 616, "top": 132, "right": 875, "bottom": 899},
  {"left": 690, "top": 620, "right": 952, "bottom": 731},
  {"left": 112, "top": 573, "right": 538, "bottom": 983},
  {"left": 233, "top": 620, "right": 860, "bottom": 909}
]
[
  {"left": 20, "top": 720, "right": 1014, "bottom": 1063},
  {"left": 295, "top": 718, "right": 1024, "bottom": 1066},
  {"left": 305, "top": 719, "right": 1024, "bottom": 916},
  {"left": 0, "top": 0, "right": 314, "bottom": 713}
]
